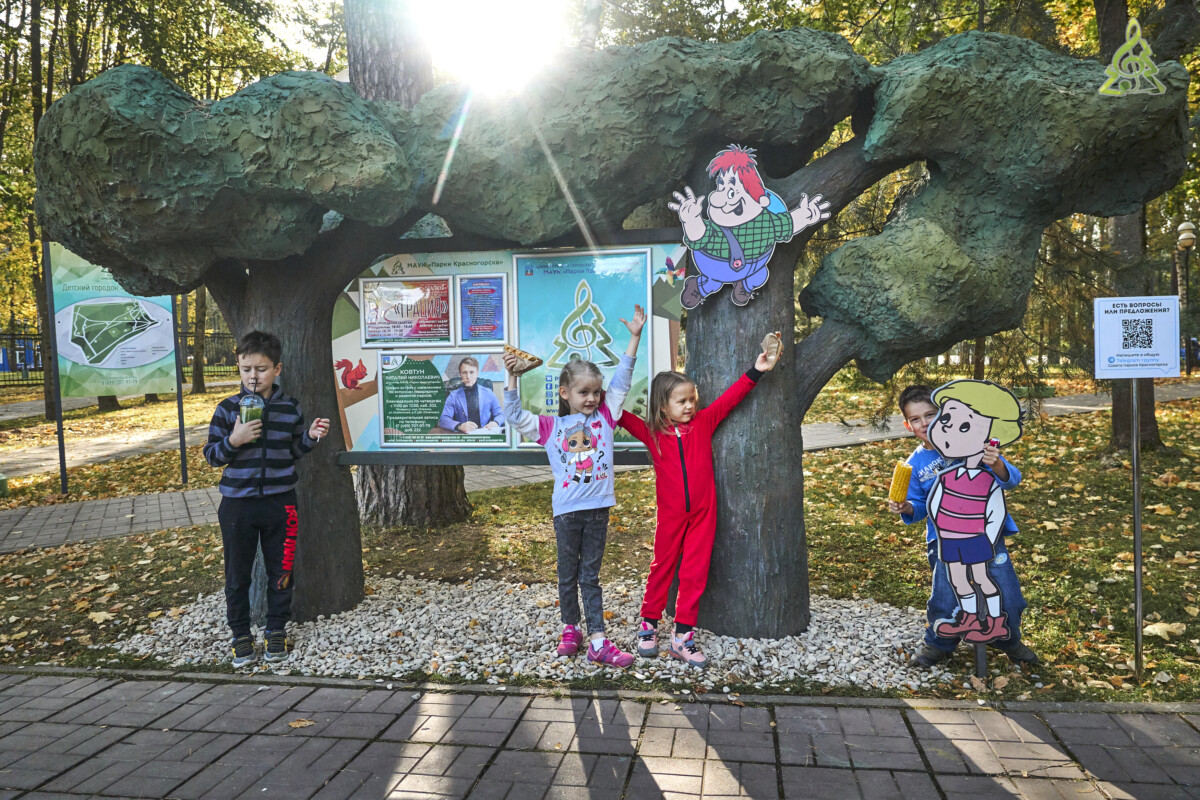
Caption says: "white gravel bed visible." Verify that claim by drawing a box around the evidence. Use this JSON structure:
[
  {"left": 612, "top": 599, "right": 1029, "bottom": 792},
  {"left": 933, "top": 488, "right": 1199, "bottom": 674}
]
[{"left": 107, "top": 576, "right": 956, "bottom": 692}]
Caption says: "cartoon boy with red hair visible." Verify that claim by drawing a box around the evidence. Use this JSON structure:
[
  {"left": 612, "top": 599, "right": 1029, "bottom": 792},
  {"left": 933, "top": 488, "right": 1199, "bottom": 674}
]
[{"left": 669, "top": 144, "right": 831, "bottom": 308}]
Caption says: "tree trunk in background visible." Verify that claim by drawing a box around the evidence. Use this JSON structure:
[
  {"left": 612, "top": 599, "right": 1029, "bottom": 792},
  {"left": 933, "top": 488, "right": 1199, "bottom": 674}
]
[
  {"left": 973, "top": 336, "right": 985, "bottom": 379},
  {"left": 1095, "top": 0, "right": 1162, "bottom": 450},
  {"left": 192, "top": 288, "right": 207, "bottom": 394},
  {"left": 345, "top": 0, "right": 471, "bottom": 529},
  {"left": 1108, "top": 209, "right": 1163, "bottom": 449},
  {"left": 97, "top": 395, "right": 121, "bottom": 411},
  {"left": 356, "top": 465, "right": 472, "bottom": 528},
  {"left": 144, "top": 394, "right": 160, "bottom": 403},
  {"left": 344, "top": 0, "right": 431, "bottom": 105},
  {"left": 580, "top": 0, "right": 602, "bottom": 49}
]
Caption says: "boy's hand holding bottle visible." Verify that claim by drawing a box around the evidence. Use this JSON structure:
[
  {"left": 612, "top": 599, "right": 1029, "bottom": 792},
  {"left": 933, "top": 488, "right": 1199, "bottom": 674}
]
[{"left": 230, "top": 417, "right": 262, "bottom": 448}]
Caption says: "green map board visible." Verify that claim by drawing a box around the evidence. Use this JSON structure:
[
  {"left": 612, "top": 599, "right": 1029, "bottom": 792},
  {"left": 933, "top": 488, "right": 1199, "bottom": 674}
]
[{"left": 49, "top": 243, "right": 177, "bottom": 397}]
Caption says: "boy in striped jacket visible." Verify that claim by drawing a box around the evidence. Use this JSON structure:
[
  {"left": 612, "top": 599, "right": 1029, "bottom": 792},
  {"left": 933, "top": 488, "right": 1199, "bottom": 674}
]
[{"left": 204, "top": 331, "right": 329, "bottom": 668}]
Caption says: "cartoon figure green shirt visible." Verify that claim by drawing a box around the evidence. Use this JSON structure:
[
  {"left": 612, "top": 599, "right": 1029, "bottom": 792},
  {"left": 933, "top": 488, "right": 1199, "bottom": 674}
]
[{"left": 684, "top": 211, "right": 796, "bottom": 262}]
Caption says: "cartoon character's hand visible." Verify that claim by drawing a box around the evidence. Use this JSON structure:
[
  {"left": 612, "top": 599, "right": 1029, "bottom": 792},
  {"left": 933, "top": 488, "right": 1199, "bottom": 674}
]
[
  {"left": 793, "top": 192, "right": 832, "bottom": 230},
  {"left": 620, "top": 304, "right": 647, "bottom": 337},
  {"left": 668, "top": 187, "right": 704, "bottom": 225},
  {"left": 982, "top": 444, "right": 1000, "bottom": 467}
]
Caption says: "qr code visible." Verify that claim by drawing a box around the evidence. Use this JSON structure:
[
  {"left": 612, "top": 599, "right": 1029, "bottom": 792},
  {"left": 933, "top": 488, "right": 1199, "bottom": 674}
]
[{"left": 1121, "top": 317, "right": 1153, "bottom": 350}]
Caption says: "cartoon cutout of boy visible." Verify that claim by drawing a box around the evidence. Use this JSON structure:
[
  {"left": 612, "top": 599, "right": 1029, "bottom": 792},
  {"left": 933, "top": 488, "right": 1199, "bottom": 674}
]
[
  {"left": 926, "top": 380, "right": 1023, "bottom": 645},
  {"left": 561, "top": 422, "right": 602, "bottom": 485},
  {"left": 669, "top": 144, "right": 831, "bottom": 309}
]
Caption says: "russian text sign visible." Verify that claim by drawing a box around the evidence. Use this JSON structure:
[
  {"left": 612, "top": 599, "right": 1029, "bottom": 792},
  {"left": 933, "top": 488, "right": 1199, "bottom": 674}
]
[{"left": 1094, "top": 295, "right": 1180, "bottom": 379}]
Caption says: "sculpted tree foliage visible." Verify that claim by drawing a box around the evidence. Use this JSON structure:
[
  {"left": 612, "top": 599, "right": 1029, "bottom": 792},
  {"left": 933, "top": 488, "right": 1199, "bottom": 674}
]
[{"left": 34, "top": 28, "right": 1188, "bottom": 631}]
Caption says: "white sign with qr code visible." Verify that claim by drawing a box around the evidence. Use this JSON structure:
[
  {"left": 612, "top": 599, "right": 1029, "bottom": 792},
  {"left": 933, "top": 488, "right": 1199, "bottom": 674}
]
[{"left": 1094, "top": 295, "right": 1180, "bottom": 379}]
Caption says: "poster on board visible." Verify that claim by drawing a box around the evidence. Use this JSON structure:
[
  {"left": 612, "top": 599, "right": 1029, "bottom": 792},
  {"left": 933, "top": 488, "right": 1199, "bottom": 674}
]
[
  {"left": 360, "top": 277, "right": 454, "bottom": 348},
  {"left": 514, "top": 249, "right": 651, "bottom": 444},
  {"left": 378, "top": 351, "right": 508, "bottom": 448},
  {"left": 48, "top": 243, "right": 177, "bottom": 398},
  {"left": 458, "top": 274, "right": 507, "bottom": 345}
]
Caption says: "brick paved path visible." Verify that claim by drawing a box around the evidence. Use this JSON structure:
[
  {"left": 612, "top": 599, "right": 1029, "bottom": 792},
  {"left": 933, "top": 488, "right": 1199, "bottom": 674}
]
[{"left": 1, "top": 672, "right": 1198, "bottom": 799}]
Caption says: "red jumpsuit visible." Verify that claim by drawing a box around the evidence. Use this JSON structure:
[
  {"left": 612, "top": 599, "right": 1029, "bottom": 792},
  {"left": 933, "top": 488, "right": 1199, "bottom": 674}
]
[{"left": 619, "top": 371, "right": 759, "bottom": 627}]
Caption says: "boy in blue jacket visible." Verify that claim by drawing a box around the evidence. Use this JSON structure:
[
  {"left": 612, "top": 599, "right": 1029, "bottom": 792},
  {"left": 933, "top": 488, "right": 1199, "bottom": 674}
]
[{"left": 888, "top": 385, "right": 1039, "bottom": 669}]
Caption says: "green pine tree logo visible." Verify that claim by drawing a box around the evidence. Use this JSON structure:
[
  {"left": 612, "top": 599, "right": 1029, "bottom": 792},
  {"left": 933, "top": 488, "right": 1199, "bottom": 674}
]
[{"left": 548, "top": 280, "right": 620, "bottom": 368}]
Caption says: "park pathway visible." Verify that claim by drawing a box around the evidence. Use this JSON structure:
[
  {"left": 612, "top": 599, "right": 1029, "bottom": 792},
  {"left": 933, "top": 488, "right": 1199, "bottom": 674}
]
[
  {"left": 1, "top": 670, "right": 1199, "bottom": 799},
  {"left": 1, "top": 382, "right": 1199, "bottom": 555}
]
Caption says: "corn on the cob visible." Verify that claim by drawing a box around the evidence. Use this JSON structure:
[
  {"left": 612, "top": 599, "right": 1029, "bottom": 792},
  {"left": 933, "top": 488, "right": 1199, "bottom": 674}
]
[{"left": 889, "top": 461, "right": 913, "bottom": 503}]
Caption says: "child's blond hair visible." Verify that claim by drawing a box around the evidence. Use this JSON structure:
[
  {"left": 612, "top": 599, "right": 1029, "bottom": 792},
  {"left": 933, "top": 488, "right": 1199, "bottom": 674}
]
[{"left": 931, "top": 380, "right": 1023, "bottom": 447}]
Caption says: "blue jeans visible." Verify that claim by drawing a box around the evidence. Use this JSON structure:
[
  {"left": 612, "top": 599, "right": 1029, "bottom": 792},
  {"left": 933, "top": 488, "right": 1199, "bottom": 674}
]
[
  {"left": 554, "top": 508, "right": 609, "bottom": 634},
  {"left": 925, "top": 538, "right": 1027, "bottom": 653}
]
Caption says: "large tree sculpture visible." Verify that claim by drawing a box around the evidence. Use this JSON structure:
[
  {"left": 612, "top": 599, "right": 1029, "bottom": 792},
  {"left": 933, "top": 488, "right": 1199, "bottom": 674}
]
[{"left": 34, "top": 28, "right": 1187, "bottom": 633}]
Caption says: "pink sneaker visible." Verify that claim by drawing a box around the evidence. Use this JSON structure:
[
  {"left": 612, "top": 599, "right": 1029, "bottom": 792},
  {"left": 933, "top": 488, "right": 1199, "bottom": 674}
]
[
  {"left": 557, "top": 625, "right": 582, "bottom": 656},
  {"left": 587, "top": 639, "right": 635, "bottom": 668},
  {"left": 668, "top": 631, "right": 708, "bottom": 668},
  {"left": 637, "top": 622, "right": 659, "bottom": 658}
]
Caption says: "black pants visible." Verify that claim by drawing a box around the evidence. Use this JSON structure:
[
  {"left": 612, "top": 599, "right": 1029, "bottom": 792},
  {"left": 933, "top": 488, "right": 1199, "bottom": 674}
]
[{"left": 218, "top": 490, "right": 298, "bottom": 636}]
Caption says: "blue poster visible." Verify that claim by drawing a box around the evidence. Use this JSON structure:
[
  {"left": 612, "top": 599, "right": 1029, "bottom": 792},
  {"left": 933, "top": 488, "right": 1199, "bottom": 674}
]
[
  {"left": 459, "top": 275, "right": 506, "bottom": 344},
  {"left": 515, "top": 250, "right": 651, "bottom": 443}
]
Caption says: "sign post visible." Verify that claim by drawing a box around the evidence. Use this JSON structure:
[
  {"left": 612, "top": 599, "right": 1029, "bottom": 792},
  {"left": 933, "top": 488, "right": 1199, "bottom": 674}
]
[{"left": 1094, "top": 295, "right": 1180, "bottom": 682}]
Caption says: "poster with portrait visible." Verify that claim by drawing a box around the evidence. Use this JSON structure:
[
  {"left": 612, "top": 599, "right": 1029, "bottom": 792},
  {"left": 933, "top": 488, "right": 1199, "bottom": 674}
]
[
  {"left": 514, "top": 250, "right": 652, "bottom": 445},
  {"left": 378, "top": 351, "right": 508, "bottom": 448},
  {"left": 361, "top": 277, "right": 454, "bottom": 348}
]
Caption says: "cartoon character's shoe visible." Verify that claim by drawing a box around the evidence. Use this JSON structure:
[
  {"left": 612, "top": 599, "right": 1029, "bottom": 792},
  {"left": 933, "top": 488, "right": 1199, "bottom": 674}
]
[
  {"left": 587, "top": 639, "right": 634, "bottom": 668},
  {"left": 933, "top": 610, "right": 984, "bottom": 638},
  {"left": 637, "top": 622, "right": 659, "bottom": 658},
  {"left": 668, "top": 631, "right": 708, "bottom": 668},
  {"left": 963, "top": 613, "right": 1010, "bottom": 644},
  {"left": 731, "top": 280, "right": 755, "bottom": 306},
  {"left": 557, "top": 625, "right": 582, "bottom": 656},
  {"left": 680, "top": 276, "right": 705, "bottom": 310},
  {"left": 583, "top": 476, "right": 592, "bottom": 484}
]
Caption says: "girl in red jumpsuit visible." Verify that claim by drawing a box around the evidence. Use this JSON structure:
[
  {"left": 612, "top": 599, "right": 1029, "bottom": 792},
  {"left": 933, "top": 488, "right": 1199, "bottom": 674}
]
[{"left": 618, "top": 342, "right": 777, "bottom": 667}]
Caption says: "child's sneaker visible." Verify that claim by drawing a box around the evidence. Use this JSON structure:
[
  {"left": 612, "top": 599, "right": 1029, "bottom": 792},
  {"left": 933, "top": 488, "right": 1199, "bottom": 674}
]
[
  {"left": 263, "top": 629, "right": 290, "bottom": 663},
  {"left": 637, "top": 622, "right": 659, "bottom": 658},
  {"left": 230, "top": 635, "right": 257, "bottom": 668},
  {"left": 587, "top": 639, "right": 634, "bottom": 668},
  {"left": 557, "top": 625, "right": 582, "bottom": 656},
  {"left": 668, "top": 631, "right": 708, "bottom": 668}
]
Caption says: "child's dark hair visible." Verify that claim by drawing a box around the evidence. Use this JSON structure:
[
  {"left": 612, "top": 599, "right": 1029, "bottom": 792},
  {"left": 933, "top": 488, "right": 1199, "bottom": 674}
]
[
  {"left": 558, "top": 358, "right": 604, "bottom": 416},
  {"left": 897, "top": 384, "right": 933, "bottom": 416},
  {"left": 236, "top": 330, "right": 283, "bottom": 365}
]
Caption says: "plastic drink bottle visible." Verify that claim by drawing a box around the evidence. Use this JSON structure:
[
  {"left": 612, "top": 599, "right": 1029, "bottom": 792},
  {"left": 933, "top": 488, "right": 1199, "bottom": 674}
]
[{"left": 239, "top": 393, "right": 265, "bottom": 442}]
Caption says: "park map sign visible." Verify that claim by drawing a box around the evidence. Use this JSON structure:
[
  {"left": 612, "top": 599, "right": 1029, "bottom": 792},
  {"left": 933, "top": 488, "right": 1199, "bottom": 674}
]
[
  {"left": 48, "top": 243, "right": 177, "bottom": 398},
  {"left": 331, "top": 242, "right": 682, "bottom": 453}
]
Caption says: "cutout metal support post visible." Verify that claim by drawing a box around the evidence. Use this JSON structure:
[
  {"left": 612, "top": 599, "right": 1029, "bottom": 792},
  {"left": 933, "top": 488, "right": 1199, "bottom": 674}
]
[
  {"left": 1132, "top": 378, "right": 1144, "bottom": 682},
  {"left": 170, "top": 295, "right": 188, "bottom": 484},
  {"left": 975, "top": 642, "right": 988, "bottom": 680},
  {"left": 41, "top": 241, "right": 68, "bottom": 495}
]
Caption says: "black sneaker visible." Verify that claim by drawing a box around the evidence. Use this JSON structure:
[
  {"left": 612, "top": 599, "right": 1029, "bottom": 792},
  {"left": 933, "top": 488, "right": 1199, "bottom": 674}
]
[
  {"left": 996, "top": 641, "right": 1041, "bottom": 668},
  {"left": 911, "top": 644, "right": 952, "bottom": 669},
  {"left": 230, "top": 635, "right": 257, "bottom": 668},
  {"left": 263, "top": 629, "right": 290, "bottom": 663}
]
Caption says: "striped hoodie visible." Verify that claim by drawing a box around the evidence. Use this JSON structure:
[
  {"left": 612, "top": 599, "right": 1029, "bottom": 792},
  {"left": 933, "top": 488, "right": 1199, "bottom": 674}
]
[{"left": 204, "top": 384, "right": 316, "bottom": 498}]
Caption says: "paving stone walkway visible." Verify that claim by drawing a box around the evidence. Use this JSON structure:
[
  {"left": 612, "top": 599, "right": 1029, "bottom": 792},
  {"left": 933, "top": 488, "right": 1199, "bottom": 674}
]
[{"left": 0, "top": 671, "right": 1198, "bottom": 799}]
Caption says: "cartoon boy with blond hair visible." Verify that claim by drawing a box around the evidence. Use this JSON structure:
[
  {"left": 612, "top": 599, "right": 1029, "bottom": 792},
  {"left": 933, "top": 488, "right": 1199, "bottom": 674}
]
[
  {"left": 668, "top": 144, "right": 831, "bottom": 308},
  {"left": 927, "top": 379, "right": 1025, "bottom": 645}
]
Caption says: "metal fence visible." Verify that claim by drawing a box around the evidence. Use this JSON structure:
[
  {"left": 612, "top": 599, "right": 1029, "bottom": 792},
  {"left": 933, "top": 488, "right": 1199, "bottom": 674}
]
[
  {"left": 0, "top": 328, "right": 241, "bottom": 394},
  {"left": 0, "top": 329, "right": 45, "bottom": 388}
]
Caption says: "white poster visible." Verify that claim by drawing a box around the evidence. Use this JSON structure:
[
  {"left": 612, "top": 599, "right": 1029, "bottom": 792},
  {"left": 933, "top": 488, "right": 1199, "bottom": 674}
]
[{"left": 1094, "top": 296, "right": 1180, "bottom": 379}]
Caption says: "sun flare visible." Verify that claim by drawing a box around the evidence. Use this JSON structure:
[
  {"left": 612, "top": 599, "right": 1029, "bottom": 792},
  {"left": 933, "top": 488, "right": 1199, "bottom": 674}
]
[{"left": 411, "top": 0, "right": 570, "bottom": 94}]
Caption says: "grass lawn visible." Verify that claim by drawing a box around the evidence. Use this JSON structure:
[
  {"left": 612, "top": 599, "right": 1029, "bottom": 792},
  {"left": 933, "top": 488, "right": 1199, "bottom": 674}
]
[{"left": 3, "top": 397, "right": 1199, "bottom": 702}]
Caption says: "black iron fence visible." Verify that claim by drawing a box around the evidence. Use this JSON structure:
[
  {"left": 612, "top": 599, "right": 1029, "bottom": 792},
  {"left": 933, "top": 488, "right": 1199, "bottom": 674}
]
[
  {"left": 0, "top": 329, "right": 45, "bottom": 388},
  {"left": 0, "top": 329, "right": 241, "bottom": 393}
]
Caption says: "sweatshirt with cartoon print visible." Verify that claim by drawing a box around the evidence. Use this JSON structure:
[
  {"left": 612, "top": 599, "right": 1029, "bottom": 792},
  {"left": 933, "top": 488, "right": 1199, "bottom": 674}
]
[{"left": 504, "top": 354, "right": 635, "bottom": 517}]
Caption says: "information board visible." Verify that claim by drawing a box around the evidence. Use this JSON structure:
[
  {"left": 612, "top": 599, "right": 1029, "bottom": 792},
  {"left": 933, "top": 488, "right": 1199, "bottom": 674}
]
[
  {"left": 48, "top": 243, "right": 177, "bottom": 398},
  {"left": 378, "top": 352, "right": 508, "bottom": 448},
  {"left": 1094, "top": 296, "right": 1180, "bottom": 379},
  {"left": 360, "top": 277, "right": 454, "bottom": 347}
]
